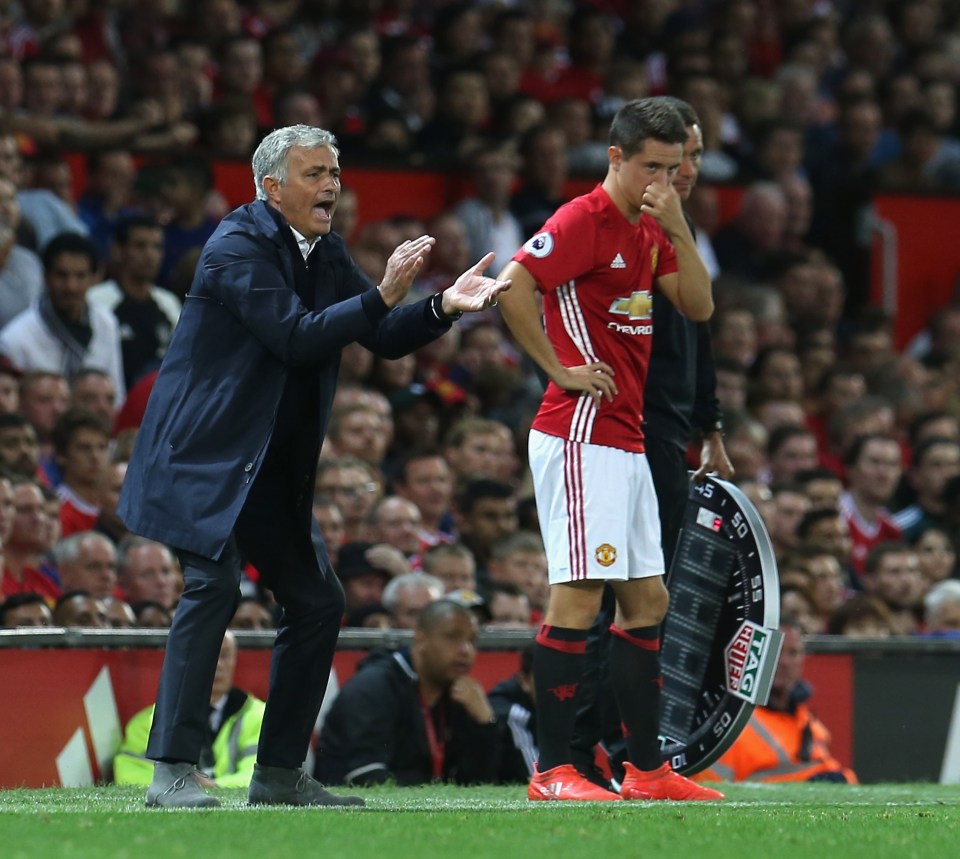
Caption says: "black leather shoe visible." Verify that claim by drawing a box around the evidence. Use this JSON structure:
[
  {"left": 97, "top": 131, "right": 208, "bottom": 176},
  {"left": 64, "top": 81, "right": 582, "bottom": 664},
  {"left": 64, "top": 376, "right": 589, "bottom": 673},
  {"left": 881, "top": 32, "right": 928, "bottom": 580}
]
[{"left": 248, "top": 763, "right": 365, "bottom": 807}]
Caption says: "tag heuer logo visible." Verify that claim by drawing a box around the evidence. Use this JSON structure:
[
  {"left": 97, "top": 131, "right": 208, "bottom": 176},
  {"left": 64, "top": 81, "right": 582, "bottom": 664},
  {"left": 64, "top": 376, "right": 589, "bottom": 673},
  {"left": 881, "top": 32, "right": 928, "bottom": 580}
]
[
  {"left": 611, "top": 252, "right": 626, "bottom": 268},
  {"left": 609, "top": 291, "right": 652, "bottom": 321},
  {"left": 595, "top": 543, "right": 617, "bottom": 567},
  {"left": 724, "top": 622, "right": 770, "bottom": 703}
]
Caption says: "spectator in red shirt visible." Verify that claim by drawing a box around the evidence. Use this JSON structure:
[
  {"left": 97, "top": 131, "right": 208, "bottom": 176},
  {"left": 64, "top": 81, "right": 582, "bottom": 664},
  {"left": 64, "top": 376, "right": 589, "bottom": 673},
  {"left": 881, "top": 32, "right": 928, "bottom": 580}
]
[{"left": 53, "top": 408, "right": 110, "bottom": 537}]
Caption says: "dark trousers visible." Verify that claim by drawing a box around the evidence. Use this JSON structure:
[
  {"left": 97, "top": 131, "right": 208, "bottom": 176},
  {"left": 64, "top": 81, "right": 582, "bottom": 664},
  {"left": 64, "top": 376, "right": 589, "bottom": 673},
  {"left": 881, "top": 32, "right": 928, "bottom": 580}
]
[
  {"left": 146, "top": 478, "right": 345, "bottom": 770},
  {"left": 569, "top": 436, "right": 689, "bottom": 778}
]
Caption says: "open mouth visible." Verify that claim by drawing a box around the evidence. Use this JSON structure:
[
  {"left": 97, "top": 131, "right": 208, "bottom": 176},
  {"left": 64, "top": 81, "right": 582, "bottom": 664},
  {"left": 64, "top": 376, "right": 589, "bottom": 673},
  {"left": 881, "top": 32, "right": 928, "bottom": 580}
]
[{"left": 313, "top": 200, "right": 335, "bottom": 220}]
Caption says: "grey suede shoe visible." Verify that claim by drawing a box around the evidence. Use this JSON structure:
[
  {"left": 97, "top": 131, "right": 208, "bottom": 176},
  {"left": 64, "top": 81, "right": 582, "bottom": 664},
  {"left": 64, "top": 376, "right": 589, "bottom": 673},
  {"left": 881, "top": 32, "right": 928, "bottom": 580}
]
[
  {"left": 248, "top": 763, "right": 365, "bottom": 807},
  {"left": 146, "top": 762, "right": 221, "bottom": 808}
]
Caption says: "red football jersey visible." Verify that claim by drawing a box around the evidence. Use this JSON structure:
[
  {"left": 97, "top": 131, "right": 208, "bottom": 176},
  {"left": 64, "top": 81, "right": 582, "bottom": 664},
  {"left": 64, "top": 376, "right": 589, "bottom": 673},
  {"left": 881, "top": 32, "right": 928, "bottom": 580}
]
[{"left": 512, "top": 185, "right": 678, "bottom": 452}]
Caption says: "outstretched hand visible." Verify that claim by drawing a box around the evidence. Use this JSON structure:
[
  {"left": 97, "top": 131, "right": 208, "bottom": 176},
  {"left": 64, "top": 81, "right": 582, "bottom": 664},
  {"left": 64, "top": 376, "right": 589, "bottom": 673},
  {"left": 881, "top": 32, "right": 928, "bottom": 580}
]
[
  {"left": 379, "top": 235, "right": 436, "bottom": 307},
  {"left": 692, "top": 432, "right": 735, "bottom": 483},
  {"left": 440, "top": 252, "right": 512, "bottom": 315}
]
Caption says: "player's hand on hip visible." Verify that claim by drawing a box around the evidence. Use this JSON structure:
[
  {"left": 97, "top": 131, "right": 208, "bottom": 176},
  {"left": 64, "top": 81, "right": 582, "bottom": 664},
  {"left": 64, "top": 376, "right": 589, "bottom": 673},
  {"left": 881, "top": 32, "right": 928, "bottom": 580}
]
[
  {"left": 442, "top": 252, "right": 512, "bottom": 314},
  {"left": 555, "top": 362, "right": 617, "bottom": 406},
  {"left": 378, "top": 235, "right": 436, "bottom": 307}
]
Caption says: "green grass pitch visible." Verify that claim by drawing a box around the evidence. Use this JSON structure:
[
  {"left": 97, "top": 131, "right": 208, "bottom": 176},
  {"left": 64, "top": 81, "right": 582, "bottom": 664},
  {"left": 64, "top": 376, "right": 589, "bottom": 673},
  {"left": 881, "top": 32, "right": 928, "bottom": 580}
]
[{"left": 1, "top": 783, "right": 958, "bottom": 859}]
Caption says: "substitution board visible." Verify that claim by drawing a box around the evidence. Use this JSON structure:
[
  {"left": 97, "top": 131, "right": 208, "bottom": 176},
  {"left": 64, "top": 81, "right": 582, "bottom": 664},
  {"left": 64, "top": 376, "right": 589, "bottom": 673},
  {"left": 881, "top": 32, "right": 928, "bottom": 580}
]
[{"left": 659, "top": 476, "right": 783, "bottom": 775}]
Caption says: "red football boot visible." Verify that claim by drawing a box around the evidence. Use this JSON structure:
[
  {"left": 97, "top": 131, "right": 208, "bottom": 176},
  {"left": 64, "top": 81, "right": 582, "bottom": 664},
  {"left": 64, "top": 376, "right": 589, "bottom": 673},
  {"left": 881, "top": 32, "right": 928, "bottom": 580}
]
[
  {"left": 620, "top": 762, "right": 725, "bottom": 801},
  {"left": 527, "top": 763, "right": 622, "bottom": 802}
]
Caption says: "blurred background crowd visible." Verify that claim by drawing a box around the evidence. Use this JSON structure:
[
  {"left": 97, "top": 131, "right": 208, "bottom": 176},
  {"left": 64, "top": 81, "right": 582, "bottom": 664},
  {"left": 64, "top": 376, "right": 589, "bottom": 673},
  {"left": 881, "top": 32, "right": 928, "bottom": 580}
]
[{"left": 1, "top": 0, "right": 960, "bottom": 643}]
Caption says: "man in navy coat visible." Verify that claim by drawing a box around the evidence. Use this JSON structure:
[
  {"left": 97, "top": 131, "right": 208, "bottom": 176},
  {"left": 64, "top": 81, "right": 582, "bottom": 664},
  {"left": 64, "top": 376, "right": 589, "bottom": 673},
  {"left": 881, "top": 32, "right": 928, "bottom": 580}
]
[{"left": 118, "top": 125, "right": 509, "bottom": 808}]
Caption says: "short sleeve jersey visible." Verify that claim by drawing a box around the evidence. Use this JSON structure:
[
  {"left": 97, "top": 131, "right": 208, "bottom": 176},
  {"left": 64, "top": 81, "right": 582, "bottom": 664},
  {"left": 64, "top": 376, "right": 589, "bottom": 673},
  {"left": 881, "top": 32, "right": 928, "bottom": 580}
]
[{"left": 512, "top": 185, "right": 678, "bottom": 453}]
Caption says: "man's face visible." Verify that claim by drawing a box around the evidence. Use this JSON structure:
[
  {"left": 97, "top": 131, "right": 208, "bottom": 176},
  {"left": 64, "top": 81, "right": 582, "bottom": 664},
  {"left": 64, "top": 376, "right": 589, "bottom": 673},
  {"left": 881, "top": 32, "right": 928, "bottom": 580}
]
[
  {"left": 673, "top": 123, "right": 703, "bottom": 201},
  {"left": 313, "top": 502, "right": 345, "bottom": 558},
  {"left": 804, "top": 477, "right": 843, "bottom": 510},
  {"left": 869, "top": 551, "right": 923, "bottom": 609},
  {"left": 489, "top": 549, "right": 547, "bottom": 601},
  {"left": 267, "top": 145, "right": 340, "bottom": 241},
  {"left": 59, "top": 427, "right": 109, "bottom": 488},
  {"left": 0, "top": 424, "right": 40, "bottom": 477},
  {"left": 390, "top": 584, "right": 438, "bottom": 630},
  {"left": 460, "top": 498, "right": 518, "bottom": 550},
  {"left": 231, "top": 601, "right": 275, "bottom": 630},
  {"left": 56, "top": 595, "right": 108, "bottom": 628},
  {"left": 0, "top": 135, "right": 22, "bottom": 184},
  {"left": 450, "top": 432, "right": 502, "bottom": 481},
  {"left": 3, "top": 601, "right": 52, "bottom": 627},
  {"left": 929, "top": 600, "right": 960, "bottom": 633},
  {"left": 104, "top": 598, "right": 136, "bottom": 628},
  {"left": 486, "top": 592, "right": 531, "bottom": 628},
  {"left": 0, "top": 477, "right": 14, "bottom": 543},
  {"left": 770, "top": 490, "right": 810, "bottom": 549},
  {"left": 10, "top": 482, "right": 46, "bottom": 551},
  {"left": 913, "top": 442, "right": 960, "bottom": 502},
  {"left": 343, "top": 573, "right": 388, "bottom": 613},
  {"left": 71, "top": 375, "right": 116, "bottom": 425},
  {"left": 316, "top": 466, "right": 377, "bottom": 523},
  {"left": 20, "top": 376, "right": 69, "bottom": 436},
  {"left": 373, "top": 497, "right": 422, "bottom": 556},
  {"left": 769, "top": 434, "right": 819, "bottom": 482},
  {"left": 415, "top": 611, "right": 478, "bottom": 686},
  {"left": 396, "top": 457, "right": 453, "bottom": 524},
  {"left": 849, "top": 438, "right": 902, "bottom": 504},
  {"left": 118, "top": 226, "right": 164, "bottom": 283},
  {"left": 771, "top": 626, "right": 805, "bottom": 699},
  {"left": 46, "top": 252, "right": 95, "bottom": 323},
  {"left": 427, "top": 555, "right": 476, "bottom": 593},
  {"left": 611, "top": 138, "right": 682, "bottom": 218},
  {"left": 121, "top": 544, "right": 179, "bottom": 609},
  {"left": 61, "top": 539, "right": 118, "bottom": 598}
]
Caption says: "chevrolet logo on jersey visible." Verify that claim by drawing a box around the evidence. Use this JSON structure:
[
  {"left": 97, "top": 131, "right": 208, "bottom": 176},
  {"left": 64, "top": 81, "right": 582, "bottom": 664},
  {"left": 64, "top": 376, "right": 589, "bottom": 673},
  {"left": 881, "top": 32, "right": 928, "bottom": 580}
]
[{"left": 609, "top": 290, "right": 653, "bottom": 320}]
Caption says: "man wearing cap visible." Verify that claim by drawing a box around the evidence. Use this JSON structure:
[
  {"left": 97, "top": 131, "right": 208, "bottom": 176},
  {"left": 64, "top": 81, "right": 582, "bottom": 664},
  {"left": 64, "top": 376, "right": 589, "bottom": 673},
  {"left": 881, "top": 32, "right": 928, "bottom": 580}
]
[{"left": 336, "top": 540, "right": 398, "bottom": 624}]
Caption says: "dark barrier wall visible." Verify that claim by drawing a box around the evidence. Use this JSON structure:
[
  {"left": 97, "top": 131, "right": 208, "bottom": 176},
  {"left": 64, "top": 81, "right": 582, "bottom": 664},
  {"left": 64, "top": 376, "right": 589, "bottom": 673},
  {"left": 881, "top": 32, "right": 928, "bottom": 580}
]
[{"left": 1, "top": 632, "right": 957, "bottom": 787}]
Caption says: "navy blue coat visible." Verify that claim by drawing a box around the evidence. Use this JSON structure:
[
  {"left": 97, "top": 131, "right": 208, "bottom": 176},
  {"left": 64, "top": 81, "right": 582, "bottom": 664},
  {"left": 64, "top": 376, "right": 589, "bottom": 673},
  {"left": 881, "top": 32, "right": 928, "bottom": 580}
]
[{"left": 118, "top": 201, "right": 449, "bottom": 559}]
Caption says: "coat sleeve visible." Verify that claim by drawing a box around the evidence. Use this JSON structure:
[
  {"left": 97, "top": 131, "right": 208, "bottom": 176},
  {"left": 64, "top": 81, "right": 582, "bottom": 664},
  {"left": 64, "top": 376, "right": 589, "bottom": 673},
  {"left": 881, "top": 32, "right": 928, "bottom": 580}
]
[
  {"left": 203, "top": 235, "right": 448, "bottom": 366},
  {"left": 690, "top": 321, "right": 723, "bottom": 433},
  {"left": 447, "top": 705, "right": 501, "bottom": 785}
]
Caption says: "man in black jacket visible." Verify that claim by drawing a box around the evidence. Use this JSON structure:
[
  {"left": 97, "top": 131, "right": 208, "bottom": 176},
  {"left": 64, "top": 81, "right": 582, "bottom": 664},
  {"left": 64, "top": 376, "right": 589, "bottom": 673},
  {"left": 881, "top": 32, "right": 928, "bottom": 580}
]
[
  {"left": 316, "top": 599, "right": 499, "bottom": 786},
  {"left": 118, "top": 125, "right": 509, "bottom": 808}
]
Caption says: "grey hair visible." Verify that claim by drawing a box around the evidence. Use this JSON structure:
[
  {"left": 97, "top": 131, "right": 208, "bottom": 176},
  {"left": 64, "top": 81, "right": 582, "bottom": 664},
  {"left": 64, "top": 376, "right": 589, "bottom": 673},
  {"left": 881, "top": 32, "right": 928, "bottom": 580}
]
[
  {"left": 923, "top": 579, "right": 960, "bottom": 624},
  {"left": 252, "top": 125, "right": 339, "bottom": 201},
  {"left": 52, "top": 531, "right": 115, "bottom": 566},
  {"left": 382, "top": 572, "right": 445, "bottom": 612},
  {"left": 116, "top": 534, "right": 174, "bottom": 574}
]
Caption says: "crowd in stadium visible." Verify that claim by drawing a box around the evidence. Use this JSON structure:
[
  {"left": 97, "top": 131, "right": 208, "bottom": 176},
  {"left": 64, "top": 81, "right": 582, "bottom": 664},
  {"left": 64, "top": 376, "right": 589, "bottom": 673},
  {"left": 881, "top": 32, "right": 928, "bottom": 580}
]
[{"left": 1, "top": 0, "right": 960, "bottom": 646}]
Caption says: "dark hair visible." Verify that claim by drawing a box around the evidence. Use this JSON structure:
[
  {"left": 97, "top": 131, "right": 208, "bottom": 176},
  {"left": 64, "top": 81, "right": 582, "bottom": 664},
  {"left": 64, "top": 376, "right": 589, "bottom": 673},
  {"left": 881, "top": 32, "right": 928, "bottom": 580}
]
[
  {"left": 656, "top": 95, "right": 700, "bottom": 129},
  {"left": 42, "top": 232, "right": 99, "bottom": 272},
  {"left": 826, "top": 593, "right": 892, "bottom": 635},
  {"left": 52, "top": 409, "right": 111, "bottom": 457},
  {"left": 114, "top": 214, "right": 162, "bottom": 245},
  {"left": 609, "top": 97, "right": 687, "bottom": 158},
  {"left": 910, "top": 435, "right": 959, "bottom": 469},
  {"left": 416, "top": 597, "right": 475, "bottom": 632},
  {"left": 864, "top": 540, "right": 912, "bottom": 575},
  {"left": 0, "top": 413, "right": 31, "bottom": 432},
  {"left": 455, "top": 478, "right": 514, "bottom": 514},
  {"left": 796, "top": 507, "right": 841, "bottom": 541},
  {"left": 767, "top": 424, "right": 815, "bottom": 457},
  {"left": 0, "top": 592, "right": 50, "bottom": 625},
  {"left": 842, "top": 433, "right": 899, "bottom": 469}
]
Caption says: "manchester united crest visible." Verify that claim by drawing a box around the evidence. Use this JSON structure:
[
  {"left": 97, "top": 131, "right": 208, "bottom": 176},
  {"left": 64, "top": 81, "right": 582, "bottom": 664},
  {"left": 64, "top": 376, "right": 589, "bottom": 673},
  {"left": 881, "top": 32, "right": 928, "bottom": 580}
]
[{"left": 595, "top": 543, "right": 617, "bottom": 567}]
